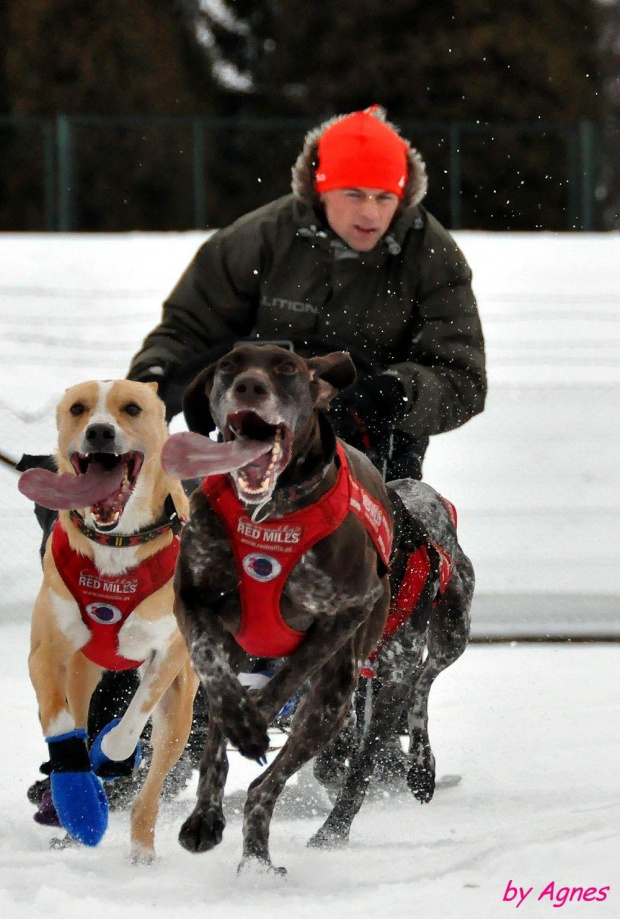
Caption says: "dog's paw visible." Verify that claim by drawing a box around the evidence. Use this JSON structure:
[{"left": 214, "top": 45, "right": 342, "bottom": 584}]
[
  {"left": 225, "top": 700, "right": 270, "bottom": 762},
  {"left": 49, "top": 832, "right": 81, "bottom": 850},
  {"left": 307, "top": 823, "right": 350, "bottom": 849},
  {"left": 90, "top": 719, "right": 141, "bottom": 781},
  {"left": 237, "top": 855, "right": 287, "bottom": 878},
  {"left": 178, "top": 807, "right": 226, "bottom": 853},
  {"left": 407, "top": 762, "right": 436, "bottom": 803},
  {"left": 50, "top": 770, "right": 108, "bottom": 846},
  {"left": 374, "top": 743, "right": 409, "bottom": 783},
  {"left": 313, "top": 753, "right": 347, "bottom": 792},
  {"left": 129, "top": 844, "right": 157, "bottom": 866}
]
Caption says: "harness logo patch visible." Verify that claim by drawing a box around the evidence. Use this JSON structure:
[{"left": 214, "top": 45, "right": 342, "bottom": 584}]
[
  {"left": 85, "top": 601, "right": 123, "bottom": 625},
  {"left": 237, "top": 518, "right": 302, "bottom": 546},
  {"left": 78, "top": 569, "right": 138, "bottom": 594},
  {"left": 242, "top": 553, "right": 282, "bottom": 582}
]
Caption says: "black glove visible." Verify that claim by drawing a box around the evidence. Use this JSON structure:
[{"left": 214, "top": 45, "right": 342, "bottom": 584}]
[
  {"left": 330, "top": 373, "right": 409, "bottom": 458},
  {"left": 347, "top": 374, "right": 408, "bottom": 427},
  {"left": 128, "top": 344, "right": 237, "bottom": 421},
  {"left": 128, "top": 363, "right": 186, "bottom": 421},
  {"left": 334, "top": 373, "right": 407, "bottom": 431},
  {"left": 128, "top": 362, "right": 168, "bottom": 391}
]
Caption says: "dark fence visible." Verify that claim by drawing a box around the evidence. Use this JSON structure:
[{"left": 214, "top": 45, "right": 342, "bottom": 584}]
[{"left": 0, "top": 115, "right": 600, "bottom": 232}]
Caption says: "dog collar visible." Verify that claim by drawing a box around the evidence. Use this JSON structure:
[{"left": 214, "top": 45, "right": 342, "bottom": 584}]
[
  {"left": 69, "top": 495, "right": 186, "bottom": 547},
  {"left": 251, "top": 461, "right": 332, "bottom": 523}
]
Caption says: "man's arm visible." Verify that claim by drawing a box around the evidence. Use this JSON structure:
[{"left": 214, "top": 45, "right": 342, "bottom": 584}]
[
  {"left": 127, "top": 215, "right": 267, "bottom": 384},
  {"left": 126, "top": 211, "right": 271, "bottom": 418},
  {"left": 387, "top": 214, "right": 487, "bottom": 437}
]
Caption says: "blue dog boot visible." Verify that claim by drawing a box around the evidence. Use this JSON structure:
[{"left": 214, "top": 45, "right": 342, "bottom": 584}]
[
  {"left": 45, "top": 729, "right": 108, "bottom": 847},
  {"left": 90, "top": 719, "right": 141, "bottom": 781}
]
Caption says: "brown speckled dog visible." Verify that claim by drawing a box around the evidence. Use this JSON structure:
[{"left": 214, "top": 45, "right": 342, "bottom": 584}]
[
  {"left": 309, "top": 475, "right": 474, "bottom": 848},
  {"left": 165, "top": 344, "right": 393, "bottom": 874}
]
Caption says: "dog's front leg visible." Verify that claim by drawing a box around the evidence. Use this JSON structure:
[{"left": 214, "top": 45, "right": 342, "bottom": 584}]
[
  {"left": 240, "top": 643, "right": 360, "bottom": 875},
  {"left": 189, "top": 629, "right": 270, "bottom": 762},
  {"left": 29, "top": 585, "right": 109, "bottom": 847},
  {"left": 176, "top": 592, "right": 270, "bottom": 761},
  {"left": 29, "top": 587, "right": 91, "bottom": 738},
  {"left": 255, "top": 589, "right": 387, "bottom": 723},
  {"left": 179, "top": 717, "right": 229, "bottom": 854},
  {"left": 91, "top": 633, "right": 190, "bottom": 768}
]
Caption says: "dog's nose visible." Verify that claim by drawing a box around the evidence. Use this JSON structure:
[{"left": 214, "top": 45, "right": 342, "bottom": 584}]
[
  {"left": 233, "top": 374, "right": 269, "bottom": 399},
  {"left": 84, "top": 423, "right": 117, "bottom": 451}
]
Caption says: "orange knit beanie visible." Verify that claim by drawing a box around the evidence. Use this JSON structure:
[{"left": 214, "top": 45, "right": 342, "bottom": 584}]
[{"left": 315, "top": 107, "right": 408, "bottom": 199}]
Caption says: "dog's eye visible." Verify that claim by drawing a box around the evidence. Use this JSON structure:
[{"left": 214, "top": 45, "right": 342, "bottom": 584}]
[
  {"left": 123, "top": 402, "right": 142, "bottom": 417},
  {"left": 276, "top": 361, "right": 297, "bottom": 375},
  {"left": 219, "top": 360, "right": 236, "bottom": 374},
  {"left": 70, "top": 403, "right": 85, "bottom": 416}
]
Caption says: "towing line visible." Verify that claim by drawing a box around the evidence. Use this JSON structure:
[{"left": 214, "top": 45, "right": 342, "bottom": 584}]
[{"left": 0, "top": 450, "right": 17, "bottom": 470}]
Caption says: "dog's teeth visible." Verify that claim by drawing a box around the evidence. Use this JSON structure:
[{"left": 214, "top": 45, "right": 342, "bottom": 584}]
[{"left": 237, "top": 470, "right": 270, "bottom": 495}]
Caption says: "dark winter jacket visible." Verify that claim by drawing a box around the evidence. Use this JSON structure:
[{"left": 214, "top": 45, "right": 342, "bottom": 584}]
[{"left": 129, "top": 114, "right": 486, "bottom": 438}]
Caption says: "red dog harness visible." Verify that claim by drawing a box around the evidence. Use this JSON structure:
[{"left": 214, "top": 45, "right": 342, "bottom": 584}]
[
  {"left": 202, "top": 443, "right": 393, "bottom": 658},
  {"left": 51, "top": 523, "right": 180, "bottom": 670},
  {"left": 360, "top": 496, "right": 458, "bottom": 677}
]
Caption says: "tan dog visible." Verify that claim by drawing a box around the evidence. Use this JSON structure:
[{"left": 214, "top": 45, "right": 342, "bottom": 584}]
[{"left": 22, "top": 380, "right": 198, "bottom": 861}]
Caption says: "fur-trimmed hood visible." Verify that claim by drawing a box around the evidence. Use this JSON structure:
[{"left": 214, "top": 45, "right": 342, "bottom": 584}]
[{"left": 291, "top": 107, "right": 428, "bottom": 211}]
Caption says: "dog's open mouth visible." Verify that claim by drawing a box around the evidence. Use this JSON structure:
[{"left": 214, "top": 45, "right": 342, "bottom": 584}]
[
  {"left": 71, "top": 451, "right": 144, "bottom": 530},
  {"left": 225, "top": 411, "right": 292, "bottom": 502}
]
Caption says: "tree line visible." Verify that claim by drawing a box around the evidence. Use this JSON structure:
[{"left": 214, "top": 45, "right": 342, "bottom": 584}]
[{"left": 0, "top": 0, "right": 609, "bottom": 231}]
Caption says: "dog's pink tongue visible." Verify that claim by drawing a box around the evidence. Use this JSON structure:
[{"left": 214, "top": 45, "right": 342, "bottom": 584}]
[
  {"left": 18, "top": 463, "right": 125, "bottom": 511},
  {"left": 162, "top": 432, "right": 271, "bottom": 480}
]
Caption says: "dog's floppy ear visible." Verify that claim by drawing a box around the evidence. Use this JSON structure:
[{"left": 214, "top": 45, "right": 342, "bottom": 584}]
[
  {"left": 308, "top": 351, "right": 357, "bottom": 410},
  {"left": 182, "top": 365, "right": 217, "bottom": 435}
]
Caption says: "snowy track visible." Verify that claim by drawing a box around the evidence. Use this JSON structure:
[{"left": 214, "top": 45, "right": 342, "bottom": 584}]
[{"left": 1, "top": 623, "right": 618, "bottom": 918}]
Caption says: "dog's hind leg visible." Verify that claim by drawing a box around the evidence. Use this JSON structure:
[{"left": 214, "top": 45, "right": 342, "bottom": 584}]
[
  {"left": 312, "top": 703, "right": 358, "bottom": 792},
  {"left": 239, "top": 644, "right": 359, "bottom": 875},
  {"left": 178, "top": 717, "right": 229, "bottom": 854},
  {"left": 406, "top": 548, "right": 473, "bottom": 802},
  {"left": 130, "top": 660, "right": 198, "bottom": 862},
  {"left": 308, "top": 629, "right": 425, "bottom": 849}
]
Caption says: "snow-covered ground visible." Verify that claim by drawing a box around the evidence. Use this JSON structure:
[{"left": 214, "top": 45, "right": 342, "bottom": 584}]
[
  {"left": 1, "top": 621, "right": 618, "bottom": 919},
  {"left": 0, "top": 231, "right": 618, "bottom": 916}
]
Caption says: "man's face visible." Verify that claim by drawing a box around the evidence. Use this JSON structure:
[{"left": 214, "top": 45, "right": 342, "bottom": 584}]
[{"left": 320, "top": 187, "right": 400, "bottom": 252}]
